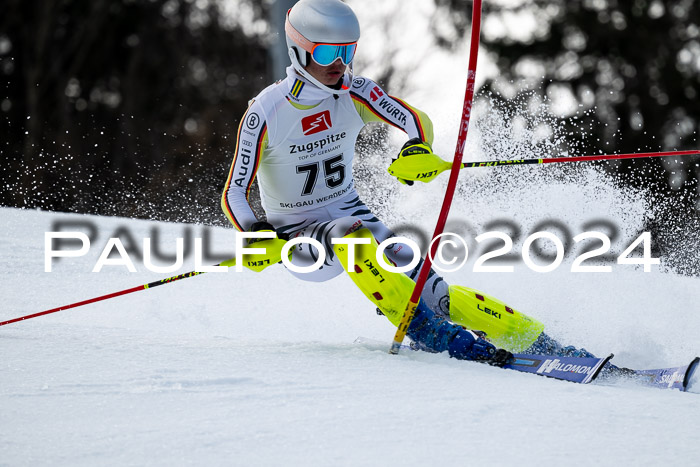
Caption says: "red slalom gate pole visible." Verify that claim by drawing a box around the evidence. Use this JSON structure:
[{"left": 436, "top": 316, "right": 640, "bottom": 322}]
[{"left": 389, "top": 0, "right": 483, "bottom": 354}]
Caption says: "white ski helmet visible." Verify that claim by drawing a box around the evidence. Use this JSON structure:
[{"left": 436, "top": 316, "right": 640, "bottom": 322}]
[{"left": 285, "top": 0, "right": 360, "bottom": 93}]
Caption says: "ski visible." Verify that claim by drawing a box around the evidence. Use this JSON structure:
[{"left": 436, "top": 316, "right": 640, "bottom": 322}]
[
  {"left": 602, "top": 357, "right": 700, "bottom": 392},
  {"left": 505, "top": 353, "right": 613, "bottom": 384},
  {"left": 354, "top": 337, "right": 612, "bottom": 385}
]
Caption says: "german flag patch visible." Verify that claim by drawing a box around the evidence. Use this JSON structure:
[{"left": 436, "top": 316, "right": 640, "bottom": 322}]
[{"left": 290, "top": 79, "right": 305, "bottom": 100}]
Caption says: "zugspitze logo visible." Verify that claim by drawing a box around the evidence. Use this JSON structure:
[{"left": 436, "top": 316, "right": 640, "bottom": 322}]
[{"left": 301, "top": 111, "right": 332, "bottom": 136}]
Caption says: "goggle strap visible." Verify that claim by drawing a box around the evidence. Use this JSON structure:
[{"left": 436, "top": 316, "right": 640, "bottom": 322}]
[{"left": 285, "top": 12, "right": 318, "bottom": 55}]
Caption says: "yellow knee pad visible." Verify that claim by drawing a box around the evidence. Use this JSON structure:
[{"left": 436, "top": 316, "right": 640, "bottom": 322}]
[
  {"left": 333, "top": 228, "right": 415, "bottom": 327},
  {"left": 447, "top": 285, "right": 545, "bottom": 352}
]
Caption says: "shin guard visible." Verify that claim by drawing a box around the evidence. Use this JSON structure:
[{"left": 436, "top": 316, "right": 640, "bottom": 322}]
[
  {"left": 447, "top": 285, "right": 545, "bottom": 352},
  {"left": 333, "top": 228, "right": 415, "bottom": 327}
]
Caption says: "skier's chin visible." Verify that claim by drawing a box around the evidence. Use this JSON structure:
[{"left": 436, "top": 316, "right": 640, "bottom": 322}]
[
  {"left": 317, "top": 71, "right": 343, "bottom": 89},
  {"left": 321, "top": 73, "right": 344, "bottom": 86},
  {"left": 304, "top": 61, "right": 346, "bottom": 87}
]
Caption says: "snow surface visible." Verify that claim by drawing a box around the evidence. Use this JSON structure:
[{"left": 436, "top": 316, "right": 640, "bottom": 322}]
[
  {"left": 3, "top": 2, "right": 699, "bottom": 461},
  {"left": 1, "top": 206, "right": 699, "bottom": 466}
]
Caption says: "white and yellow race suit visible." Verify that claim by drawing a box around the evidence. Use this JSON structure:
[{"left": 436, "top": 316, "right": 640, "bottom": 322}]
[{"left": 221, "top": 66, "right": 449, "bottom": 315}]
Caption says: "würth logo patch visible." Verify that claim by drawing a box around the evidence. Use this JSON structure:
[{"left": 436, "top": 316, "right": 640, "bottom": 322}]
[
  {"left": 370, "top": 86, "right": 384, "bottom": 102},
  {"left": 301, "top": 111, "right": 332, "bottom": 136}
]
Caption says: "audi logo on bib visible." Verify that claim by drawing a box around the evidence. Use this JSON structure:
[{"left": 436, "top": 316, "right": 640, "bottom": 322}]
[{"left": 301, "top": 111, "right": 332, "bottom": 136}]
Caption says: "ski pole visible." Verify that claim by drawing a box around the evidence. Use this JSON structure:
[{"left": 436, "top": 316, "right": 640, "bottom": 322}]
[
  {"left": 0, "top": 258, "right": 236, "bottom": 327},
  {"left": 462, "top": 149, "right": 700, "bottom": 167},
  {"left": 389, "top": 0, "right": 483, "bottom": 354},
  {"left": 388, "top": 147, "right": 700, "bottom": 184}
]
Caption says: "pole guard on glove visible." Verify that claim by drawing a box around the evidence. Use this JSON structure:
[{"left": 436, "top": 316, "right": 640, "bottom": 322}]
[
  {"left": 388, "top": 138, "right": 452, "bottom": 184},
  {"left": 389, "top": 138, "right": 447, "bottom": 185},
  {"left": 240, "top": 221, "right": 291, "bottom": 273}
]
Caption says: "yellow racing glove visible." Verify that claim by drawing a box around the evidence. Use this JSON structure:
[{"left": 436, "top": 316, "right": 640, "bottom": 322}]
[{"left": 389, "top": 138, "right": 447, "bottom": 185}]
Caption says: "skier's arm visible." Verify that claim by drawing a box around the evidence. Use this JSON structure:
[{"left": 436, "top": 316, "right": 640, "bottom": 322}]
[
  {"left": 221, "top": 101, "right": 268, "bottom": 232},
  {"left": 350, "top": 78, "right": 438, "bottom": 184},
  {"left": 350, "top": 78, "right": 434, "bottom": 145}
]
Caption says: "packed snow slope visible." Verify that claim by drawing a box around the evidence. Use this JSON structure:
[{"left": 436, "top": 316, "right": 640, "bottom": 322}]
[
  {"left": 5, "top": 1, "right": 700, "bottom": 464},
  {"left": 1, "top": 205, "right": 699, "bottom": 466}
]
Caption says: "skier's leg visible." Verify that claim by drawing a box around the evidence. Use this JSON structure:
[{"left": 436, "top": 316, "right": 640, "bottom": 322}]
[
  {"left": 374, "top": 228, "right": 546, "bottom": 351},
  {"left": 305, "top": 195, "right": 450, "bottom": 317},
  {"left": 524, "top": 332, "right": 633, "bottom": 376},
  {"left": 367, "top": 224, "right": 451, "bottom": 319},
  {"left": 524, "top": 332, "right": 596, "bottom": 358},
  {"left": 279, "top": 228, "right": 348, "bottom": 284},
  {"left": 332, "top": 227, "right": 417, "bottom": 327},
  {"left": 407, "top": 299, "right": 512, "bottom": 364},
  {"left": 446, "top": 286, "right": 622, "bottom": 363},
  {"left": 279, "top": 215, "right": 418, "bottom": 310},
  {"left": 325, "top": 213, "right": 546, "bottom": 353},
  {"left": 375, "top": 234, "right": 545, "bottom": 352},
  {"left": 320, "top": 218, "right": 607, "bottom": 363},
  {"left": 278, "top": 217, "right": 546, "bottom": 353},
  {"left": 275, "top": 199, "right": 543, "bottom": 359},
  {"left": 445, "top": 286, "right": 545, "bottom": 353}
]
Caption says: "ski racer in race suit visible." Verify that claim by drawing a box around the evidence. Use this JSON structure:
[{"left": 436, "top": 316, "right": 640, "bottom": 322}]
[{"left": 221, "top": 0, "right": 598, "bottom": 366}]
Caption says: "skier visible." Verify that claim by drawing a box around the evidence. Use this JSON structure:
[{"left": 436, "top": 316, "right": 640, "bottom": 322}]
[{"left": 221, "top": 0, "right": 594, "bottom": 366}]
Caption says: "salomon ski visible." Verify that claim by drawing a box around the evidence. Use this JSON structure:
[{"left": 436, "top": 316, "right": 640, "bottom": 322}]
[
  {"left": 354, "top": 337, "right": 612, "bottom": 384},
  {"left": 505, "top": 353, "right": 613, "bottom": 384},
  {"left": 602, "top": 357, "right": 699, "bottom": 392}
]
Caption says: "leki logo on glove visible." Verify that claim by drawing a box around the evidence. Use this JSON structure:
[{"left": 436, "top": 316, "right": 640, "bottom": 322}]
[{"left": 301, "top": 111, "right": 332, "bottom": 136}]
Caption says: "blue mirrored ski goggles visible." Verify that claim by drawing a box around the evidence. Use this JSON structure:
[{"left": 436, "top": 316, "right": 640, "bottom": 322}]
[{"left": 309, "top": 42, "right": 358, "bottom": 66}]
